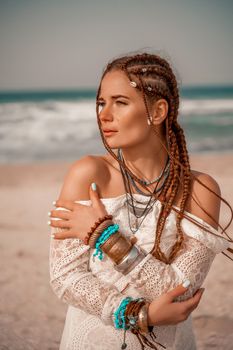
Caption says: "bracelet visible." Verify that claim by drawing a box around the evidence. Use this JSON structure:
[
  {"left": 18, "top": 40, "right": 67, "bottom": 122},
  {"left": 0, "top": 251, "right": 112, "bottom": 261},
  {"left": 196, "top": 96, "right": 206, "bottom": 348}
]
[
  {"left": 88, "top": 220, "right": 145, "bottom": 274},
  {"left": 84, "top": 214, "right": 113, "bottom": 245},
  {"left": 114, "top": 297, "right": 144, "bottom": 330},
  {"left": 114, "top": 245, "right": 146, "bottom": 274},
  {"left": 125, "top": 298, "right": 145, "bottom": 331},
  {"left": 138, "top": 302, "right": 150, "bottom": 334},
  {"left": 105, "top": 234, "right": 132, "bottom": 264},
  {"left": 88, "top": 220, "right": 114, "bottom": 247},
  {"left": 93, "top": 224, "right": 119, "bottom": 260},
  {"left": 115, "top": 298, "right": 164, "bottom": 350},
  {"left": 123, "top": 246, "right": 146, "bottom": 275},
  {"left": 100, "top": 231, "right": 122, "bottom": 253},
  {"left": 113, "top": 297, "right": 133, "bottom": 330}
]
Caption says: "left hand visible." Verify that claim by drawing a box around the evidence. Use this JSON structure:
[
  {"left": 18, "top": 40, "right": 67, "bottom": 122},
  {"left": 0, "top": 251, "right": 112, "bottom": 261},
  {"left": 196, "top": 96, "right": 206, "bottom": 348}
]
[{"left": 48, "top": 183, "right": 108, "bottom": 241}]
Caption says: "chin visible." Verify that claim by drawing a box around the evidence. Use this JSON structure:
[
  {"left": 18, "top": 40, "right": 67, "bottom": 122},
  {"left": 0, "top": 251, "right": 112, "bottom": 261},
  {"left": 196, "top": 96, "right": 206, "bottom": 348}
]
[
  {"left": 103, "top": 136, "right": 134, "bottom": 150},
  {"left": 104, "top": 140, "right": 121, "bottom": 149}
]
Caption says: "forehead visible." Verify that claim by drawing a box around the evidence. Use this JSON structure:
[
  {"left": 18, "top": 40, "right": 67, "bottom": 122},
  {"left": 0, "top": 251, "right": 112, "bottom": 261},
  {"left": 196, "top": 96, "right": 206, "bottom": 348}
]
[{"left": 99, "top": 70, "right": 139, "bottom": 99}]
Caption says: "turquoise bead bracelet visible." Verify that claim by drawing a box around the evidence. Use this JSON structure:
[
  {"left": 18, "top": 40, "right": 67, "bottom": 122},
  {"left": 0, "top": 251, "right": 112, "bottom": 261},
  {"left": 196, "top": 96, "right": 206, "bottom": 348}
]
[
  {"left": 114, "top": 297, "right": 132, "bottom": 330},
  {"left": 93, "top": 224, "right": 119, "bottom": 260},
  {"left": 114, "top": 297, "right": 145, "bottom": 331}
]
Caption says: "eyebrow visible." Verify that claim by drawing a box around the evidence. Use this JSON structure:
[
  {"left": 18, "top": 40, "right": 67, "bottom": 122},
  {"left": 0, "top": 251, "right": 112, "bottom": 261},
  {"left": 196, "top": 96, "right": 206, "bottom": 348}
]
[{"left": 98, "top": 94, "right": 130, "bottom": 100}]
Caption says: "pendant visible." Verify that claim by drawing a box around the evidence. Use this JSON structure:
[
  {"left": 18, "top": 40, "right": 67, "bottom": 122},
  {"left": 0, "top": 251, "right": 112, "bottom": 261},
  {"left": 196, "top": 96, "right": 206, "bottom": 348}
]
[{"left": 128, "top": 201, "right": 153, "bottom": 216}]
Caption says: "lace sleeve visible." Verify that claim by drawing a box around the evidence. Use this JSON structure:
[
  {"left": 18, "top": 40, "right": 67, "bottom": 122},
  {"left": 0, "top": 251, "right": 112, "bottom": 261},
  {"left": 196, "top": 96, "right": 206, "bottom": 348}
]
[
  {"left": 49, "top": 218, "right": 126, "bottom": 326},
  {"left": 115, "top": 210, "right": 229, "bottom": 302},
  {"left": 121, "top": 235, "right": 215, "bottom": 301}
]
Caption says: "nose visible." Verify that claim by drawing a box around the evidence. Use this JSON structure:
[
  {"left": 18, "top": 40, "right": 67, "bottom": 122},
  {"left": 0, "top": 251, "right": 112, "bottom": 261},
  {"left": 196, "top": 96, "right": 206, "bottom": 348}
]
[{"left": 98, "top": 104, "right": 114, "bottom": 123}]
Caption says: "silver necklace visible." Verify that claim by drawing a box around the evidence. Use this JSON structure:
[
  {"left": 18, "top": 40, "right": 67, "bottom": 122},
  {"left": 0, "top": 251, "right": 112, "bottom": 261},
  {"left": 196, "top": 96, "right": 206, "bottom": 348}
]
[
  {"left": 118, "top": 148, "right": 170, "bottom": 186},
  {"left": 118, "top": 151, "right": 160, "bottom": 234},
  {"left": 121, "top": 167, "right": 157, "bottom": 234}
]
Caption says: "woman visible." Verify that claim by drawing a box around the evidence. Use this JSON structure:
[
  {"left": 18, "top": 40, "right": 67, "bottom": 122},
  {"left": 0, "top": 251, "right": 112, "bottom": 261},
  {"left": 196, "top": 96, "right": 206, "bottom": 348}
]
[{"left": 48, "top": 53, "right": 231, "bottom": 350}]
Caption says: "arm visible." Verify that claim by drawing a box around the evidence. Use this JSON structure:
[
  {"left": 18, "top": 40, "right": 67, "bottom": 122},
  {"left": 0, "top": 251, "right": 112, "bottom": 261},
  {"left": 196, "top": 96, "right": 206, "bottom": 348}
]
[
  {"left": 50, "top": 156, "right": 128, "bottom": 325},
  {"left": 50, "top": 230, "right": 204, "bottom": 330},
  {"left": 50, "top": 229, "right": 127, "bottom": 325},
  {"left": 117, "top": 235, "right": 215, "bottom": 302}
]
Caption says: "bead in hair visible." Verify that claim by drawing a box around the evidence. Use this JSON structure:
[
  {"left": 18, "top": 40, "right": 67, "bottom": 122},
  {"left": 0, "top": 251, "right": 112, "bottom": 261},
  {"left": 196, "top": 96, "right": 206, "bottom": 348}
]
[{"left": 130, "top": 81, "right": 137, "bottom": 87}]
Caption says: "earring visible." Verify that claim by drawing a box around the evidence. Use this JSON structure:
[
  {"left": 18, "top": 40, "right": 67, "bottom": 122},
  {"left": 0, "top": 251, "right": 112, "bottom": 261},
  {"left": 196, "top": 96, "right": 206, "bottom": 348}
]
[{"left": 147, "top": 118, "right": 151, "bottom": 126}]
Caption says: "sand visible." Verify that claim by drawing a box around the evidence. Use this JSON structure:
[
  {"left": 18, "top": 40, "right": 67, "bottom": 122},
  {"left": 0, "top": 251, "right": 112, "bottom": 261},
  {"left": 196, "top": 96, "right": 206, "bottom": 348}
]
[{"left": 0, "top": 153, "right": 233, "bottom": 350}]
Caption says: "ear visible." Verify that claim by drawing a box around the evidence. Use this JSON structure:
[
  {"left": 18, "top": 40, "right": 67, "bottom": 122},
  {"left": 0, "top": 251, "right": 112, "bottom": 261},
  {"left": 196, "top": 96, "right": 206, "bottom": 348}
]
[{"left": 151, "top": 99, "right": 168, "bottom": 125}]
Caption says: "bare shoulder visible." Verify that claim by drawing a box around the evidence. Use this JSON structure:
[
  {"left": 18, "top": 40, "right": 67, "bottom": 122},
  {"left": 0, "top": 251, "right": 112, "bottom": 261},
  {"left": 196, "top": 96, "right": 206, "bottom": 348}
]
[
  {"left": 186, "top": 170, "right": 221, "bottom": 228},
  {"left": 58, "top": 155, "right": 110, "bottom": 201},
  {"left": 191, "top": 170, "right": 221, "bottom": 194}
]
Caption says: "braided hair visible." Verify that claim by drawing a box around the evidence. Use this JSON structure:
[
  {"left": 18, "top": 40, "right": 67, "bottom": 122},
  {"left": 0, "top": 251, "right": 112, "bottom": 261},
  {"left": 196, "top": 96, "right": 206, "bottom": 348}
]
[{"left": 95, "top": 52, "right": 233, "bottom": 263}]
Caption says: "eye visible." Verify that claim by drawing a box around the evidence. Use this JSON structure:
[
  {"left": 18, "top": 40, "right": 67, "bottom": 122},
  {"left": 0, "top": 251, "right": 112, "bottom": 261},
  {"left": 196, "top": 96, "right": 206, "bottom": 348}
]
[
  {"left": 116, "top": 100, "right": 127, "bottom": 105},
  {"left": 97, "top": 101, "right": 105, "bottom": 112},
  {"left": 97, "top": 101, "right": 105, "bottom": 106}
]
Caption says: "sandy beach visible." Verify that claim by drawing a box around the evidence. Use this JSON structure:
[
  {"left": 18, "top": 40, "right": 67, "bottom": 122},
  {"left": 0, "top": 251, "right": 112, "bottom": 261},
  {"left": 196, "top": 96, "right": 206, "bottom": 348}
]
[{"left": 0, "top": 153, "right": 233, "bottom": 350}]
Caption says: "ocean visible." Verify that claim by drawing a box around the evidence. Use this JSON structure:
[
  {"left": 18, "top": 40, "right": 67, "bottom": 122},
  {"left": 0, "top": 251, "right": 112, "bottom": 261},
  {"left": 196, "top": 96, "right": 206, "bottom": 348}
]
[{"left": 0, "top": 86, "right": 233, "bottom": 163}]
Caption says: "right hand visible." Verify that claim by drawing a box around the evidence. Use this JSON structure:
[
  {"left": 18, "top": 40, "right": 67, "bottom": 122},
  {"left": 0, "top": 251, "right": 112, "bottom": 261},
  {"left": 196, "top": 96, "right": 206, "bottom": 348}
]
[
  {"left": 49, "top": 183, "right": 108, "bottom": 241},
  {"left": 148, "top": 284, "right": 205, "bottom": 326}
]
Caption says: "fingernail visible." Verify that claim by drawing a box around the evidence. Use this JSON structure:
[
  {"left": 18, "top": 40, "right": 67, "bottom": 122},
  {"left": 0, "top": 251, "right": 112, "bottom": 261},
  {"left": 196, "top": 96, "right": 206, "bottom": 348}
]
[
  {"left": 51, "top": 234, "right": 55, "bottom": 239},
  {"left": 182, "top": 279, "right": 191, "bottom": 288},
  {"left": 47, "top": 220, "right": 51, "bottom": 225},
  {"left": 52, "top": 201, "right": 56, "bottom": 206},
  {"left": 91, "top": 182, "right": 97, "bottom": 191},
  {"left": 48, "top": 211, "right": 51, "bottom": 216}
]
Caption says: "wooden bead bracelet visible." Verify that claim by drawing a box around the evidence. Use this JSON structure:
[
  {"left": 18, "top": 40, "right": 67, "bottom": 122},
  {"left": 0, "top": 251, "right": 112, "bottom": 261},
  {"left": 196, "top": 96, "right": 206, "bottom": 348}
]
[{"left": 83, "top": 214, "right": 113, "bottom": 245}]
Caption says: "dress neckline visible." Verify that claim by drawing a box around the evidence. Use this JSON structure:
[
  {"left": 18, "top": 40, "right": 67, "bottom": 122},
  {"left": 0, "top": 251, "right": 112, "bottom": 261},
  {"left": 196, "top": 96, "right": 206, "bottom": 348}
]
[{"left": 77, "top": 192, "right": 221, "bottom": 235}]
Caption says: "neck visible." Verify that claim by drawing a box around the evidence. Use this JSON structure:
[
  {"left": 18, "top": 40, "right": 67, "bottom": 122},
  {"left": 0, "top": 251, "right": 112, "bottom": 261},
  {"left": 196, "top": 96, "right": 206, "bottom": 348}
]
[{"left": 120, "top": 138, "right": 168, "bottom": 182}]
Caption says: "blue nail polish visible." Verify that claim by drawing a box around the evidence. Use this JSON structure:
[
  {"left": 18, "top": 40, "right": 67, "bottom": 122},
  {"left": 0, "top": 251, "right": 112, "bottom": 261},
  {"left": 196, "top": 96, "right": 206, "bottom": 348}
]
[{"left": 91, "top": 182, "right": 97, "bottom": 191}]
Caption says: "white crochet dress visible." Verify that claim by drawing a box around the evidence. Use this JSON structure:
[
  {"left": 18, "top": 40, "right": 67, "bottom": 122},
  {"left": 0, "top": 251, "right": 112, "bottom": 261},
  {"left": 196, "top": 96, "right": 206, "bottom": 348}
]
[{"left": 49, "top": 193, "right": 229, "bottom": 350}]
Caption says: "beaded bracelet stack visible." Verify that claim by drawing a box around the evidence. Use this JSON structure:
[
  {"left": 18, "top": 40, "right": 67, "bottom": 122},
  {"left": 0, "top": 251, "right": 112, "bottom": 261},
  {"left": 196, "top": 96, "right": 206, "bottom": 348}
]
[
  {"left": 114, "top": 297, "right": 149, "bottom": 333},
  {"left": 84, "top": 215, "right": 146, "bottom": 274},
  {"left": 93, "top": 224, "right": 119, "bottom": 260},
  {"left": 114, "top": 297, "right": 164, "bottom": 350},
  {"left": 84, "top": 214, "right": 113, "bottom": 245}
]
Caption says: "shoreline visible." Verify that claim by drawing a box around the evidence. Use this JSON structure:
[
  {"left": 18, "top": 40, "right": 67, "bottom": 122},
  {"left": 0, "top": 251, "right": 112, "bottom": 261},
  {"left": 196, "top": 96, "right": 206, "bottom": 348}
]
[{"left": 1, "top": 149, "right": 233, "bottom": 164}]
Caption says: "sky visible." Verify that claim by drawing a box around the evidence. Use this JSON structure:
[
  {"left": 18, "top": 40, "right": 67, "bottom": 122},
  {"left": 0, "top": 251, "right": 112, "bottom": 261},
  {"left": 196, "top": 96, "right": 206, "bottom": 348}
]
[{"left": 1, "top": 0, "right": 233, "bottom": 90}]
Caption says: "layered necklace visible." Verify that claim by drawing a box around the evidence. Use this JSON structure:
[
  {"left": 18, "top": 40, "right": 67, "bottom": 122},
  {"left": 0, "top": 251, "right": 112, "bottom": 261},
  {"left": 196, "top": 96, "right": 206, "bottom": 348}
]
[{"left": 117, "top": 148, "right": 170, "bottom": 234}]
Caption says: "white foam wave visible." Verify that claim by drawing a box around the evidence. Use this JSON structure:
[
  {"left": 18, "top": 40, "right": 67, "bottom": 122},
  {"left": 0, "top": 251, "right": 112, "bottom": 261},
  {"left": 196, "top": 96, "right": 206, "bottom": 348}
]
[
  {"left": 180, "top": 98, "right": 233, "bottom": 115},
  {"left": 0, "top": 98, "right": 233, "bottom": 162},
  {"left": 0, "top": 100, "right": 100, "bottom": 162}
]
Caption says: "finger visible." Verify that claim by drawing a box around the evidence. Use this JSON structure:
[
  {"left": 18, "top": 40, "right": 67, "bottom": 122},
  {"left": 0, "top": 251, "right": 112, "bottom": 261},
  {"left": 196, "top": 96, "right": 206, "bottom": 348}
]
[
  {"left": 183, "top": 288, "right": 205, "bottom": 311},
  {"left": 48, "top": 218, "right": 71, "bottom": 229},
  {"left": 52, "top": 230, "right": 76, "bottom": 240},
  {"left": 55, "top": 199, "right": 75, "bottom": 211},
  {"left": 89, "top": 182, "right": 101, "bottom": 207},
  {"left": 49, "top": 209, "right": 70, "bottom": 220},
  {"left": 89, "top": 183, "right": 108, "bottom": 215},
  {"left": 166, "top": 280, "right": 191, "bottom": 301}
]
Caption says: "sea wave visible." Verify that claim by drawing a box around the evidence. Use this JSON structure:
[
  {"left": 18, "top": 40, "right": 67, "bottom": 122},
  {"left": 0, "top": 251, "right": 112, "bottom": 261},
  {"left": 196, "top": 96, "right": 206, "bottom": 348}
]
[
  {"left": 180, "top": 98, "right": 233, "bottom": 115},
  {"left": 0, "top": 98, "right": 232, "bottom": 162}
]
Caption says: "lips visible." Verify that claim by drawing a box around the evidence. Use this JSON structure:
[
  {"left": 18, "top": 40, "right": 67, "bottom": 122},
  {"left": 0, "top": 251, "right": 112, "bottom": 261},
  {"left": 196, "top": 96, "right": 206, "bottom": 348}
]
[
  {"left": 102, "top": 129, "right": 118, "bottom": 132},
  {"left": 102, "top": 129, "right": 118, "bottom": 137}
]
